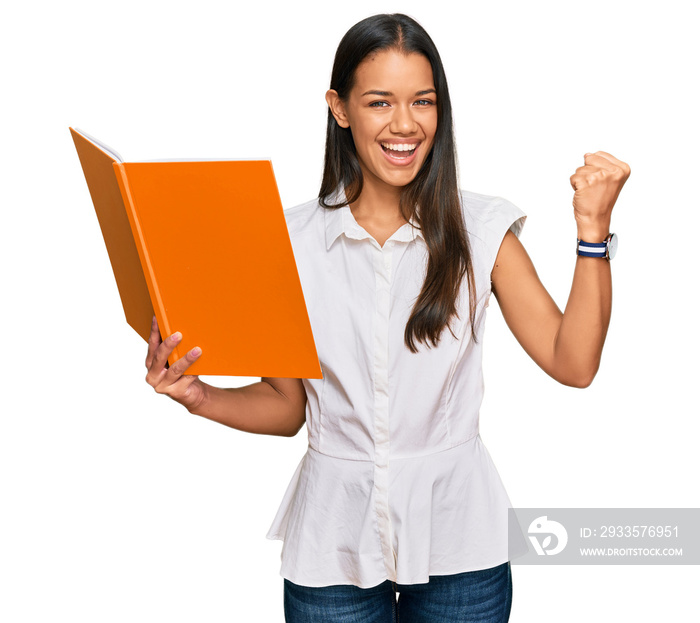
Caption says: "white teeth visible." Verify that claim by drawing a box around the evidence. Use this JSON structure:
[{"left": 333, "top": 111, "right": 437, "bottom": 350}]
[{"left": 381, "top": 142, "right": 418, "bottom": 152}]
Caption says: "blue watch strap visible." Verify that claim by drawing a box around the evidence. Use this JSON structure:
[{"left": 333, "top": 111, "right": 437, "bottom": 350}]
[{"left": 577, "top": 239, "right": 607, "bottom": 258}]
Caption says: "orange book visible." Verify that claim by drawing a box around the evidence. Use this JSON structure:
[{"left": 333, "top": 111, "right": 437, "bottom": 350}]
[{"left": 70, "top": 127, "right": 322, "bottom": 379}]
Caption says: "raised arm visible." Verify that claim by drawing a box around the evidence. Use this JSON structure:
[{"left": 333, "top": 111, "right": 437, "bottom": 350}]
[{"left": 491, "top": 151, "right": 630, "bottom": 388}]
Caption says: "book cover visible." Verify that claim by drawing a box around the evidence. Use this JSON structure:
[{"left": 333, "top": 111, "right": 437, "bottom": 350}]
[{"left": 70, "top": 127, "right": 322, "bottom": 379}]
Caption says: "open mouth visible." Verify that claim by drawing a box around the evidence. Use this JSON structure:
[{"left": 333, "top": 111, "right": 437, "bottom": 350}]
[{"left": 380, "top": 142, "right": 419, "bottom": 159}]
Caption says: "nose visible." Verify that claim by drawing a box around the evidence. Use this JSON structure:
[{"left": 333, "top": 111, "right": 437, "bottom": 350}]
[{"left": 389, "top": 104, "right": 418, "bottom": 135}]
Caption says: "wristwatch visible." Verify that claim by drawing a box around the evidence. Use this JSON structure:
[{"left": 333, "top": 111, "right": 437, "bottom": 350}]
[{"left": 577, "top": 233, "right": 617, "bottom": 260}]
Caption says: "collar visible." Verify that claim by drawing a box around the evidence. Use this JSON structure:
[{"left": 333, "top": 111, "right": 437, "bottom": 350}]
[{"left": 323, "top": 193, "right": 424, "bottom": 251}]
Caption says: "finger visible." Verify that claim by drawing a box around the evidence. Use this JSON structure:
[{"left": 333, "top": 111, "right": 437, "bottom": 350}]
[
  {"left": 178, "top": 374, "right": 201, "bottom": 395},
  {"left": 570, "top": 168, "right": 590, "bottom": 190},
  {"left": 155, "top": 372, "right": 202, "bottom": 404},
  {"left": 156, "top": 347, "right": 203, "bottom": 388},
  {"left": 146, "top": 331, "right": 183, "bottom": 384},
  {"left": 583, "top": 152, "right": 618, "bottom": 173},
  {"left": 585, "top": 151, "right": 631, "bottom": 177},
  {"left": 146, "top": 315, "right": 162, "bottom": 368},
  {"left": 587, "top": 150, "right": 623, "bottom": 166},
  {"left": 167, "top": 346, "right": 202, "bottom": 379}
]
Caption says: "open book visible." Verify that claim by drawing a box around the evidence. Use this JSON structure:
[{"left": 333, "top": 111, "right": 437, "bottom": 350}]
[{"left": 70, "top": 127, "right": 321, "bottom": 378}]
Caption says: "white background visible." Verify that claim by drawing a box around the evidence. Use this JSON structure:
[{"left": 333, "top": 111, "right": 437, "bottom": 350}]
[{"left": 2, "top": 0, "right": 698, "bottom": 621}]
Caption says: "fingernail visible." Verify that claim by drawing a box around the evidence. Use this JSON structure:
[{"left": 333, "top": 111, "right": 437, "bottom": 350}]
[
  {"left": 172, "top": 332, "right": 182, "bottom": 342},
  {"left": 192, "top": 347, "right": 202, "bottom": 356},
  {"left": 584, "top": 152, "right": 593, "bottom": 157}
]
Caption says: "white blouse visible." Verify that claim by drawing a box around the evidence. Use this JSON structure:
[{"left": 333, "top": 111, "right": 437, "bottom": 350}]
[{"left": 266, "top": 189, "right": 530, "bottom": 588}]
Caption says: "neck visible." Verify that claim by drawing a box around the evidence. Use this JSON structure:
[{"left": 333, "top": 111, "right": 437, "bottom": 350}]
[{"left": 350, "top": 180, "right": 405, "bottom": 226}]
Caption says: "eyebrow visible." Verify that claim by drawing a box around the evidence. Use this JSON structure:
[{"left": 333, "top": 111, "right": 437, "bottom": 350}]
[{"left": 361, "top": 88, "right": 437, "bottom": 97}]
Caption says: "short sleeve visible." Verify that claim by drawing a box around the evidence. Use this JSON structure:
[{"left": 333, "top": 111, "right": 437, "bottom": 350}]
[
  {"left": 458, "top": 190, "right": 527, "bottom": 310},
  {"left": 478, "top": 196, "right": 527, "bottom": 276}
]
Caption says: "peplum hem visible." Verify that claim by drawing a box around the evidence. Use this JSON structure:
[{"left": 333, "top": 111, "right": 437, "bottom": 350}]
[{"left": 266, "top": 437, "right": 529, "bottom": 588}]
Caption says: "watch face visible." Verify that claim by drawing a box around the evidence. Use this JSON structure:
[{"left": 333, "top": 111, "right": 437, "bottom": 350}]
[{"left": 607, "top": 233, "right": 618, "bottom": 260}]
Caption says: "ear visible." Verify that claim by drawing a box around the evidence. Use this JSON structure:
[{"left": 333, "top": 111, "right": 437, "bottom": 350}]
[{"left": 325, "top": 89, "right": 350, "bottom": 129}]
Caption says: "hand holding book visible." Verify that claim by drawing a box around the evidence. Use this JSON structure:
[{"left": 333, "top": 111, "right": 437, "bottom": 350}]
[
  {"left": 143, "top": 314, "right": 307, "bottom": 435},
  {"left": 145, "top": 316, "right": 207, "bottom": 413}
]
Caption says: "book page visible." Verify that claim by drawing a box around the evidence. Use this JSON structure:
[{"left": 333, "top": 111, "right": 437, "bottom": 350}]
[{"left": 72, "top": 127, "right": 124, "bottom": 162}]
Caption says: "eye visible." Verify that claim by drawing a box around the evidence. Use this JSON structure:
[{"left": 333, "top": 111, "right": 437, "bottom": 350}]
[
  {"left": 414, "top": 99, "right": 434, "bottom": 107},
  {"left": 369, "top": 101, "right": 390, "bottom": 108}
]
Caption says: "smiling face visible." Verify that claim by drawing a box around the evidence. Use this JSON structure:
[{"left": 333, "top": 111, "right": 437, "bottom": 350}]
[{"left": 326, "top": 49, "right": 438, "bottom": 194}]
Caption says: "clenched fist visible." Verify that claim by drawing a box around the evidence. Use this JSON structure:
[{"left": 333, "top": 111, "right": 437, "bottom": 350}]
[{"left": 570, "top": 151, "right": 631, "bottom": 241}]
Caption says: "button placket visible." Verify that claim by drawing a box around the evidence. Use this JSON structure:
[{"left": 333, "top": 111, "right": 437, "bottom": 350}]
[{"left": 371, "top": 240, "right": 398, "bottom": 578}]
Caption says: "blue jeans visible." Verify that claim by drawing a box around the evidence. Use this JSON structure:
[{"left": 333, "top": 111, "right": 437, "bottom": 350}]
[{"left": 283, "top": 561, "right": 512, "bottom": 622}]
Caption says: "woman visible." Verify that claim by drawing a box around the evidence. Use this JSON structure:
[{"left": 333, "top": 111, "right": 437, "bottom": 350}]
[{"left": 145, "top": 13, "right": 630, "bottom": 623}]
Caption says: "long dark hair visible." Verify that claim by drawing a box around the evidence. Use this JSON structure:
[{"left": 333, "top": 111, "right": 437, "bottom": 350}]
[{"left": 320, "top": 14, "right": 477, "bottom": 352}]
